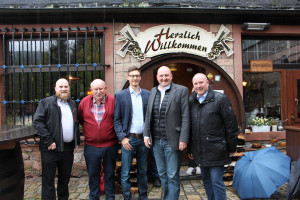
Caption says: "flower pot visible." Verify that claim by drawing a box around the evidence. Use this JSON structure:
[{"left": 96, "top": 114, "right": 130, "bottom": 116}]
[
  {"left": 272, "top": 125, "right": 277, "bottom": 132},
  {"left": 252, "top": 125, "right": 270, "bottom": 132}
]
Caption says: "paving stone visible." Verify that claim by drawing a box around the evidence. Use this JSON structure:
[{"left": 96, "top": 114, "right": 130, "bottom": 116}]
[
  {"left": 186, "top": 194, "right": 201, "bottom": 200},
  {"left": 23, "top": 174, "right": 289, "bottom": 200},
  {"left": 77, "top": 183, "right": 88, "bottom": 188},
  {"left": 76, "top": 187, "right": 87, "bottom": 193},
  {"left": 179, "top": 195, "right": 188, "bottom": 200},
  {"left": 77, "top": 192, "right": 89, "bottom": 199},
  {"left": 148, "top": 192, "right": 162, "bottom": 199},
  {"left": 69, "top": 192, "right": 80, "bottom": 199}
]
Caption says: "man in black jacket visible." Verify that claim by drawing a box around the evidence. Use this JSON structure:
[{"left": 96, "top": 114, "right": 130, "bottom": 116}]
[
  {"left": 33, "top": 78, "right": 80, "bottom": 200},
  {"left": 188, "top": 73, "right": 238, "bottom": 200}
]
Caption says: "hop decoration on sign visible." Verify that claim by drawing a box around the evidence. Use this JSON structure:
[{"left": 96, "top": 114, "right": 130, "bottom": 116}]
[
  {"left": 127, "top": 41, "right": 145, "bottom": 60},
  {"left": 208, "top": 40, "right": 225, "bottom": 60},
  {"left": 207, "top": 25, "right": 233, "bottom": 60},
  {"left": 118, "top": 25, "right": 145, "bottom": 60}
]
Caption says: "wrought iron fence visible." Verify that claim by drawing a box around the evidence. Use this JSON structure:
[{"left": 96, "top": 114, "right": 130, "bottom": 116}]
[{"left": 0, "top": 26, "right": 108, "bottom": 125}]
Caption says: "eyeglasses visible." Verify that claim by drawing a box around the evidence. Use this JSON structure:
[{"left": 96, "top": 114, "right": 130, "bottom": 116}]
[{"left": 128, "top": 75, "right": 141, "bottom": 78}]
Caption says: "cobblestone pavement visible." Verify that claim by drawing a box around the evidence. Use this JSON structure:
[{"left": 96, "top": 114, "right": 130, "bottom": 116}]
[{"left": 24, "top": 175, "right": 288, "bottom": 200}]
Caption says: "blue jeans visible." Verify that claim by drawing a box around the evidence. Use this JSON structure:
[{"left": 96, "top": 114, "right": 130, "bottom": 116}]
[
  {"left": 153, "top": 139, "right": 182, "bottom": 200},
  {"left": 121, "top": 137, "right": 149, "bottom": 200},
  {"left": 84, "top": 144, "right": 118, "bottom": 200},
  {"left": 150, "top": 146, "right": 159, "bottom": 178},
  {"left": 201, "top": 166, "right": 226, "bottom": 200}
]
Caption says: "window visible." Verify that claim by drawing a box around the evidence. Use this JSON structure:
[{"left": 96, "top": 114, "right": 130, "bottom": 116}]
[
  {"left": 243, "top": 72, "right": 281, "bottom": 126},
  {"left": 1, "top": 27, "right": 107, "bottom": 125},
  {"left": 242, "top": 37, "right": 300, "bottom": 66},
  {"left": 241, "top": 37, "right": 299, "bottom": 126}
]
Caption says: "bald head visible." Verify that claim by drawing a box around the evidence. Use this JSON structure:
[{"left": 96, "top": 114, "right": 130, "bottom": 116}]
[
  {"left": 192, "top": 73, "right": 209, "bottom": 97},
  {"left": 157, "top": 66, "right": 171, "bottom": 75},
  {"left": 192, "top": 73, "right": 208, "bottom": 83},
  {"left": 56, "top": 78, "right": 69, "bottom": 87},
  {"left": 90, "top": 79, "right": 106, "bottom": 89},
  {"left": 90, "top": 79, "right": 107, "bottom": 103},
  {"left": 55, "top": 78, "right": 70, "bottom": 101},
  {"left": 157, "top": 66, "right": 173, "bottom": 88}
]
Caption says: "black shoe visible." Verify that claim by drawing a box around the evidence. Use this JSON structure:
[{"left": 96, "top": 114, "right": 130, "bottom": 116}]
[{"left": 153, "top": 178, "right": 161, "bottom": 187}]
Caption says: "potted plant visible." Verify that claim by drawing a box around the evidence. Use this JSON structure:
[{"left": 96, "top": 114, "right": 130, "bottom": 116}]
[
  {"left": 271, "top": 118, "right": 278, "bottom": 132},
  {"left": 249, "top": 117, "right": 272, "bottom": 132}
]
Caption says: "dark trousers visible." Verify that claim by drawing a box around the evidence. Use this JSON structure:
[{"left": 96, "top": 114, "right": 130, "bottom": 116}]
[
  {"left": 84, "top": 144, "right": 118, "bottom": 200},
  {"left": 188, "top": 158, "right": 197, "bottom": 168},
  {"left": 41, "top": 143, "right": 74, "bottom": 200}
]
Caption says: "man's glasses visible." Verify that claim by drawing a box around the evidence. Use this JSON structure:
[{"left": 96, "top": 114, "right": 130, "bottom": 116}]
[{"left": 128, "top": 75, "right": 141, "bottom": 78}]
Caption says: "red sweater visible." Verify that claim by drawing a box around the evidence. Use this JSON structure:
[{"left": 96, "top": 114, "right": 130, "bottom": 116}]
[{"left": 78, "top": 94, "right": 118, "bottom": 147}]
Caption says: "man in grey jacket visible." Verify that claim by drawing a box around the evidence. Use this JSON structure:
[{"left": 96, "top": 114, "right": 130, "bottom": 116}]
[{"left": 144, "top": 66, "right": 190, "bottom": 200}]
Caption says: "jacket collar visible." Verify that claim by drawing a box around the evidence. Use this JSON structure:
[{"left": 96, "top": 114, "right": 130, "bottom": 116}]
[{"left": 193, "top": 86, "right": 214, "bottom": 104}]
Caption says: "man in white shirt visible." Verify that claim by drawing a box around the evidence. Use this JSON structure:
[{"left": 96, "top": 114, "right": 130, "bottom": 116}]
[{"left": 33, "top": 78, "right": 80, "bottom": 200}]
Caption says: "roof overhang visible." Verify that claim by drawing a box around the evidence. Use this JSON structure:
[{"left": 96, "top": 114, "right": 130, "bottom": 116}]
[{"left": 0, "top": 8, "right": 300, "bottom": 25}]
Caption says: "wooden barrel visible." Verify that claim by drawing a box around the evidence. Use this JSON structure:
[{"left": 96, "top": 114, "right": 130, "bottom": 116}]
[{"left": 0, "top": 142, "right": 24, "bottom": 200}]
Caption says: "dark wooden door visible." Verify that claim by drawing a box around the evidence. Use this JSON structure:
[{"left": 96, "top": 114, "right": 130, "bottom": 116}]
[{"left": 287, "top": 71, "right": 300, "bottom": 126}]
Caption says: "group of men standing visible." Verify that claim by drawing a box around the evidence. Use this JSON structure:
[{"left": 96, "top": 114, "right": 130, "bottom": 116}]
[{"left": 33, "top": 65, "right": 238, "bottom": 200}]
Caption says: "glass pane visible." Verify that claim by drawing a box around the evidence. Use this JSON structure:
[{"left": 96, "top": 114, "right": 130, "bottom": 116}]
[
  {"left": 7, "top": 36, "right": 103, "bottom": 66},
  {"left": 243, "top": 72, "right": 281, "bottom": 126},
  {"left": 242, "top": 39, "right": 300, "bottom": 65}
]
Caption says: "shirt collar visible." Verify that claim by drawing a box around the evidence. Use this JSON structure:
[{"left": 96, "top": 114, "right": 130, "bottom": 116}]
[
  {"left": 158, "top": 83, "right": 171, "bottom": 93},
  {"left": 197, "top": 91, "right": 208, "bottom": 102},
  {"left": 93, "top": 95, "right": 107, "bottom": 105},
  {"left": 129, "top": 86, "right": 142, "bottom": 95},
  {"left": 57, "top": 98, "right": 68, "bottom": 104}
]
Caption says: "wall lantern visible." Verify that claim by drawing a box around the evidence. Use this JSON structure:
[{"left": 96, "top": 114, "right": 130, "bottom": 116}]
[{"left": 241, "top": 22, "right": 270, "bottom": 31}]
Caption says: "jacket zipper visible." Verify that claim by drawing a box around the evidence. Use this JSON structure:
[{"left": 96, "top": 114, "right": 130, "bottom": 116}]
[
  {"left": 55, "top": 102, "right": 64, "bottom": 151},
  {"left": 72, "top": 105, "right": 77, "bottom": 148}
]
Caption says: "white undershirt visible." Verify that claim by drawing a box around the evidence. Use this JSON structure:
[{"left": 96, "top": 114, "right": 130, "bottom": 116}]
[{"left": 57, "top": 99, "right": 74, "bottom": 143}]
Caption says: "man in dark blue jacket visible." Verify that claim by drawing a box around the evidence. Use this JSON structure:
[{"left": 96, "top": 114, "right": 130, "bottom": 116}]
[
  {"left": 33, "top": 78, "right": 80, "bottom": 200},
  {"left": 114, "top": 67, "right": 150, "bottom": 200},
  {"left": 189, "top": 73, "right": 238, "bottom": 200}
]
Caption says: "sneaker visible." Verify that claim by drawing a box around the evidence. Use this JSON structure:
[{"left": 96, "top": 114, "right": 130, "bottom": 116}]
[
  {"left": 186, "top": 167, "right": 194, "bottom": 175},
  {"left": 195, "top": 166, "right": 201, "bottom": 175}
]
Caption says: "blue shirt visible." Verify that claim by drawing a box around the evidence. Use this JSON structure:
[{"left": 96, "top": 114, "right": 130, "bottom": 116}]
[
  {"left": 129, "top": 87, "right": 144, "bottom": 134},
  {"left": 197, "top": 91, "right": 208, "bottom": 104}
]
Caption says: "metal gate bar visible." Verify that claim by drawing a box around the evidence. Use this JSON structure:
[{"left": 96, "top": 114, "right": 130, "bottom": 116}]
[{"left": 0, "top": 26, "right": 108, "bottom": 125}]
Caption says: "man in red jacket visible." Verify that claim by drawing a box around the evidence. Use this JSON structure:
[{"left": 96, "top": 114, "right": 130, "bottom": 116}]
[{"left": 78, "top": 79, "right": 118, "bottom": 200}]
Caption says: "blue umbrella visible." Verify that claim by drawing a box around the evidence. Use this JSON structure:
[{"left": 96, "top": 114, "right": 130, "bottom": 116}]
[{"left": 233, "top": 147, "right": 291, "bottom": 199}]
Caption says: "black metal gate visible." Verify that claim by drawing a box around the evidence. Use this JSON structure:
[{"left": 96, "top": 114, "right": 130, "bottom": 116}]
[{"left": 0, "top": 26, "right": 108, "bottom": 125}]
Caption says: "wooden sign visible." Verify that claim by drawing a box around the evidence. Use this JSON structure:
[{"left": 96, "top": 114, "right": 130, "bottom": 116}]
[
  {"left": 250, "top": 60, "right": 273, "bottom": 72},
  {"left": 118, "top": 24, "right": 234, "bottom": 61}
]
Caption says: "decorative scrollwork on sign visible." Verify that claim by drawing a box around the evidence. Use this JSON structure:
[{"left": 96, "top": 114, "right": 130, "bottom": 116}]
[
  {"left": 118, "top": 25, "right": 145, "bottom": 60},
  {"left": 208, "top": 25, "right": 233, "bottom": 60}
]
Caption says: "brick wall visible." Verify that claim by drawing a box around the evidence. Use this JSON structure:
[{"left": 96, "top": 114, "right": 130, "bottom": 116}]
[{"left": 21, "top": 137, "right": 88, "bottom": 177}]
